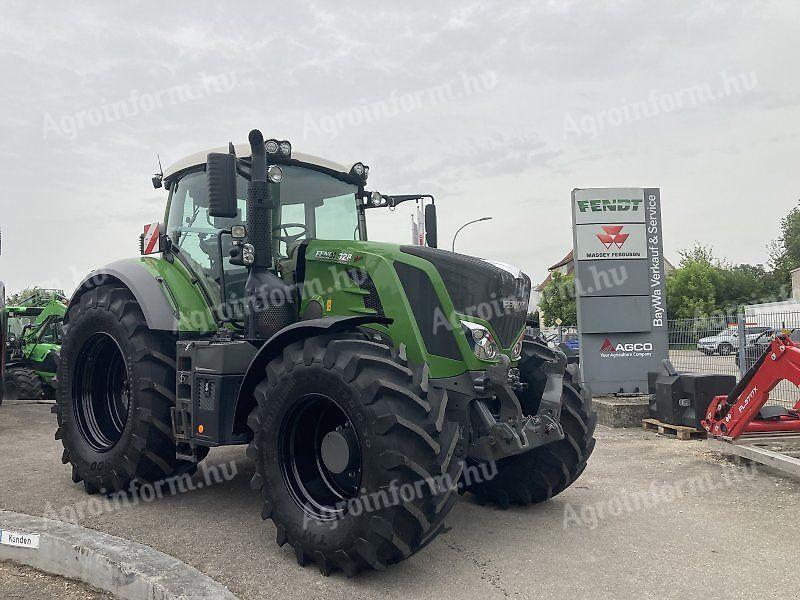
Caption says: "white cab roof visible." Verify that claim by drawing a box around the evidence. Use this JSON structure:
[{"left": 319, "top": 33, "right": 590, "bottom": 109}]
[{"left": 163, "top": 142, "right": 357, "bottom": 180}]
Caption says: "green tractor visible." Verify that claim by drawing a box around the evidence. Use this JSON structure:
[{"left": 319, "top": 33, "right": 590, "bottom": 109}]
[
  {"left": 3, "top": 290, "right": 66, "bottom": 401},
  {"left": 55, "top": 130, "right": 596, "bottom": 575}
]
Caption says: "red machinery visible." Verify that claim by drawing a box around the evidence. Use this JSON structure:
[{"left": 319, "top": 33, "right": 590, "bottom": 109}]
[{"left": 703, "top": 334, "right": 800, "bottom": 439}]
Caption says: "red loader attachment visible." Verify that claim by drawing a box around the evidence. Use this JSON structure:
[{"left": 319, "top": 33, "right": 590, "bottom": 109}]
[{"left": 703, "top": 334, "right": 800, "bottom": 439}]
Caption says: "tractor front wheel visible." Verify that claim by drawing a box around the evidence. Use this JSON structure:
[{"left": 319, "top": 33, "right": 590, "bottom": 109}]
[
  {"left": 3, "top": 367, "right": 44, "bottom": 400},
  {"left": 55, "top": 284, "right": 190, "bottom": 494},
  {"left": 247, "top": 333, "right": 463, "bottom": 576}
]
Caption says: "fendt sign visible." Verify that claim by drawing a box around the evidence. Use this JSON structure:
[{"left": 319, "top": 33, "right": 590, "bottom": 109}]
[
  {"left": 575, "top": 197, "right": 644, "bottom": 217},
  {"left": 571, "top": 188, "right": 668, "bottom": 394}
]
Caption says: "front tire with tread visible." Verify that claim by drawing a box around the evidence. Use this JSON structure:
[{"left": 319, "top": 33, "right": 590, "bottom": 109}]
[
  {"left": 247, "top": 333, "right": 463, "bottom": 576},
  {"left": 4, "top": 367, "right": 44, "bottom": 401},
  {"left": 55, "top": 283, "right": 190, "bottom": 494}
]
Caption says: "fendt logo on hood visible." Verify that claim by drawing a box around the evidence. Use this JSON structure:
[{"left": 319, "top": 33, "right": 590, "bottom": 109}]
[
  {"left": 600, "top": 337, "right": 653, "bottom": 357},
  {"left": 596, "top": 225, "right": 629, "bottom": 250}
]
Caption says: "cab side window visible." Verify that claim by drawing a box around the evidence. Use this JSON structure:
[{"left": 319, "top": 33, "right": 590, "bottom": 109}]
[{"left": 167, "top": 171, "right": 249, "bottom": 302}]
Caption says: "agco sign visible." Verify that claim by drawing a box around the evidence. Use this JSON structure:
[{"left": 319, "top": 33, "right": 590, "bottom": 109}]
[{"left": 599, "top": 337, "right": 653, "bottom": 358}]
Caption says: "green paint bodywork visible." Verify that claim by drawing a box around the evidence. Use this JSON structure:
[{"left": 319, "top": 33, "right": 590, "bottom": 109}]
[
  {"left": 300, "top": 239, "right": 521, "bottom": 378},
  {"left": 119, "top": 238, "right": 524, "bottom": 380},
  {"left": 137, "top": 256, "right": 218, "bottom": 333}
]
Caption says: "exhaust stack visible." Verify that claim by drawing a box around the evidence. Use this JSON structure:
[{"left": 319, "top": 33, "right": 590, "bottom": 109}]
[
  {"left": 246, "top": 129, "right": 274, "bottom": 269},
  {"left": 243, "top": 129, "right": 295, "bottom": 339}
]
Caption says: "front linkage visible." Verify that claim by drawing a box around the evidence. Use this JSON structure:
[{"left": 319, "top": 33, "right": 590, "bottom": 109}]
[{"left": 467, "top": 343, "right": 567, "bottom": 462}]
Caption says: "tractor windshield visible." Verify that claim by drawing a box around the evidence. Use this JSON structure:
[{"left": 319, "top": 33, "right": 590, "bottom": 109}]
[
  {"left": 167, "top": 166, "right": 360, "bottom": 258},
  {"left": 166, "top": 165, "right": 361, "bottom": 305},
  {"left": 271, "top": 166, "right": 361, "bottom": 256},
  {"left": 7, "top": 316, "right": 30, "bottom": 339}
]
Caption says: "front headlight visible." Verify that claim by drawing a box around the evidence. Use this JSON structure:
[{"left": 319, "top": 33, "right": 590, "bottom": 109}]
[
  {"left": 461, "top": 320, "right": 499, "bottom": 361},
  {"left": 511, "top": 330, "right": 525, "bottom": 360}
]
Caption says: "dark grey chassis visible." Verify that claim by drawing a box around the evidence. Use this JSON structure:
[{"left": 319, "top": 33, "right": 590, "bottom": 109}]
[{"left": 431, "top": 341, "right": 567, "bottom": 463}]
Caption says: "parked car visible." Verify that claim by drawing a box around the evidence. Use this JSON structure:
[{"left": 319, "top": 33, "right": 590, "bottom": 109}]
[
  {"left": 697, "top": 326, "right": 773, "bottom": 356},
  {"left": 562, "top": 332, "right": 580, "bottom": 351},
  {"left": 735, "top": 328, "right": 797, "bottom": 371}
]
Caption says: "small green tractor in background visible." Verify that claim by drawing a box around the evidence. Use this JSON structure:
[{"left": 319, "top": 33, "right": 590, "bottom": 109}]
[
  {"left": 2, "top": 289, "right": 67, "bottom": 401},
  {"left": 55, "top": 130, "right": 596, "bottom": 575}
]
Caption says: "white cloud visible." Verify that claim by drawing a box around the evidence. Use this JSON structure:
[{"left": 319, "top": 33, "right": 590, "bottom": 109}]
[{"left": 0, "top": 0, "right": 799, "bottom": 295}]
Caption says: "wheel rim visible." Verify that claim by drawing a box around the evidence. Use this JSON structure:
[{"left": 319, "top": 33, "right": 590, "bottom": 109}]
[
  {"left": 278, "top": 394, "right": 362, "bottom": 521},
  {"left": 72, "top": 332, "right": 130, "bottom": 452}
]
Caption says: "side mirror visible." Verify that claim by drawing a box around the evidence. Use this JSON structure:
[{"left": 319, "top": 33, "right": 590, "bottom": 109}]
[
  {"left": 207, "top": 152, "right": 238, "bottom": 218},
  {"left": 424, "top": 203, "right": 438, "bottom": 248}
]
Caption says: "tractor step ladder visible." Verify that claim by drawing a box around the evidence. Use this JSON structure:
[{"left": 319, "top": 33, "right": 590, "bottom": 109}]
[{"left": 706, "top": 432, "right": 800, "bottom": 478}]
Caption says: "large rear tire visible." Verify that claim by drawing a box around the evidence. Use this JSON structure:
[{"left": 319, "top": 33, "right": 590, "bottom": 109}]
[
  {"left": 466, "top": 346, "right": 596, "bottom": 508},
  {"left": 3, "top": 367, "right": 44, "bottom": 400},
  {"left": 247, "top": 333, "right": 463, "bottom": 576},
  {"left": 55, "top": 284, "right": 189, "bottom": 494}
]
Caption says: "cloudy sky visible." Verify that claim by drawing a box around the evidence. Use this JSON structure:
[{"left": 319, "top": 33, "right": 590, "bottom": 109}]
[{"left": 1, "top": 1, "right": 798, "bottom": 295}]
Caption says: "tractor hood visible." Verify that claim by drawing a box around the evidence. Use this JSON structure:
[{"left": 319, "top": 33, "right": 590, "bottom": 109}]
[{"left": 399, "top": 245, "right": 531, "bottom": 347}]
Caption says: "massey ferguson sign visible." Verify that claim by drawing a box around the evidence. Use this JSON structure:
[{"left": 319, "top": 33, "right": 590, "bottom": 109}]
[
  {"left": 575, "top": 222, "right": 647, "bottom": 260},
  {"left": 571, "top": 188, "right": 668, "bottom": 394}
]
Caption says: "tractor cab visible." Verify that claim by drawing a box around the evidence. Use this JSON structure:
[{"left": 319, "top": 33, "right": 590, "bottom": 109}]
[
  {"left": 162, "top": 153, "right": 365, "bottom": 309},
  {"left": 158, "top": 138, "right": 436, "bottom": 332}
]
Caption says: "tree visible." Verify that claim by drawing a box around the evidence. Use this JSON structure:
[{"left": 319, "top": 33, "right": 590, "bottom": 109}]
[
  {"left": 538, "top": 272, "right": 576, "bottom": 326},
  {"left": 6, "top": 287, "right": 65, "bottom": 306},
  {"left": 666, "top": 263, "right": 718, "bottom": 319},
  {"left": 666, "top": 246, "right": 721, "bottom": 319},
  {"left": 768, "top": 200, "right": 800, "bottom": 296},
  {"left": 666, "top": 244, "right": 779, "bottom": 318},
  {"left": 715, "top": 263, "right": 771, "bottom": 308}
]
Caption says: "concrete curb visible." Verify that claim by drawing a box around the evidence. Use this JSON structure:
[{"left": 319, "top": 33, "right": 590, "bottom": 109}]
[{"left": 0, "top": 510, "right": 237, "bottom": 599}]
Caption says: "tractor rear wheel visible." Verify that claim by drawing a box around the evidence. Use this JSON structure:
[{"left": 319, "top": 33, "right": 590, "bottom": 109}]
[
  {"left": 55, "top": 283, "right": 191, "bottom": 494},
  {"left": 3, "top": 367, "right": 44, "bottom": 400},
  {"left": 247, "top": 333, "right": 463, "bottom": 576},
  {"left": 466, "top": 346, "right": 596, "bottom": 508}
]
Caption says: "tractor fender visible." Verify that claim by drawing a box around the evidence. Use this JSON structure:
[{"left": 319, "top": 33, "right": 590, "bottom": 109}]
[
  {"left": 68, "top": 260, "right": 179, "bottom": 332},
  {"left": 235, "top": 315, "right": 393, "bottom": 428}
]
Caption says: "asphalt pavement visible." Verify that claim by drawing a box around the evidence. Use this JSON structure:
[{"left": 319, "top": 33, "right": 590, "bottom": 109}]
[{"left": 0, "top": 401, "right": 797, "bottom": 600}]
